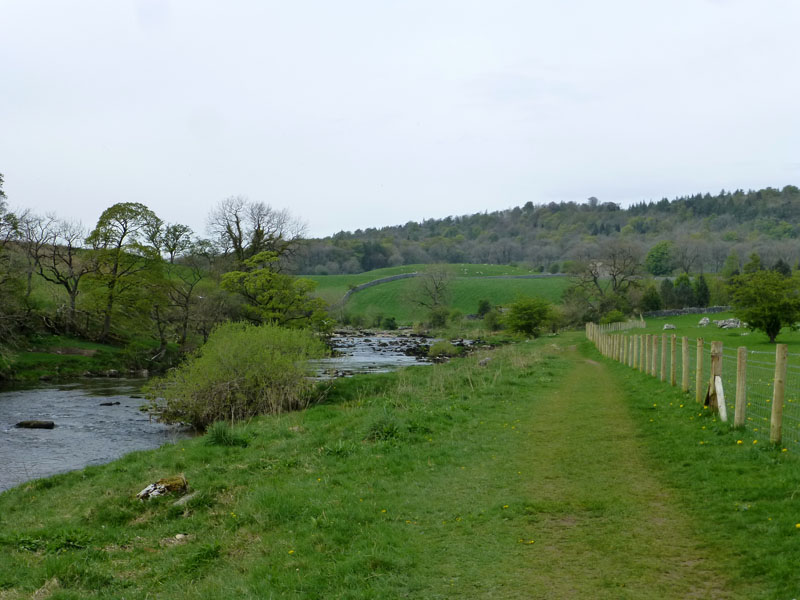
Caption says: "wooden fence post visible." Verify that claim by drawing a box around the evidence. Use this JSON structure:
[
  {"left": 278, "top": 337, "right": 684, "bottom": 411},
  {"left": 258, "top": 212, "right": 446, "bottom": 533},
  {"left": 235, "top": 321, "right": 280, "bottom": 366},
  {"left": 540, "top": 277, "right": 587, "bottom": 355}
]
[
  {"left": 681, "top": 336, "right": 689, "bottom": 392},
  {"left": 633, "top": 336, "right": 639, "bottom": 369},
  {"left": 643, "top": 335, "right": 650, "bottom": 374},
  {"left": 707, "top": 341, "right": 725, "bottom": 421},
  {"left": 770, "top": 344, "right": 788, "bottom": 445},
  {"left": 695, "top": 338, "right": 704, "bottom": 403},
  {"left": 660, "top": 333, "right": 667, "bottom": 382},
  {"left": 734, "top": 346, "right": 747, "bottom": 428},
  {"left": 651, "top": 335, "right": 658, "bottom": 377},
  {"left": 670, "top": 334, "right": 677, "bottom": 387}
]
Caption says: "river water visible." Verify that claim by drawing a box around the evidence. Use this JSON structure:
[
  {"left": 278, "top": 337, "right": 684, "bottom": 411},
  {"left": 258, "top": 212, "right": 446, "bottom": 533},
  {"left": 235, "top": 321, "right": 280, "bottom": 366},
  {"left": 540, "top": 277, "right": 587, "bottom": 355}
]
[
  {"left": 0, "top": 334, "right": 432, "bottom": 493},
  {"left": 0, "top": 379, "right": 187, "bottom": 493}
]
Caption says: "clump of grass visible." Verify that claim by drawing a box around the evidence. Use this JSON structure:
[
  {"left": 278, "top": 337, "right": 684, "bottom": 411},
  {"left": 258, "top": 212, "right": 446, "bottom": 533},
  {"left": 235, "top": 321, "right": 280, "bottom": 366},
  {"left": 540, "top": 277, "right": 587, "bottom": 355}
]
[
  {"left": 365, "top": 415, "right": 402, "bottom": 441},
  {"left": 205, "top": 421, "right": 249, "bottom": 447}
]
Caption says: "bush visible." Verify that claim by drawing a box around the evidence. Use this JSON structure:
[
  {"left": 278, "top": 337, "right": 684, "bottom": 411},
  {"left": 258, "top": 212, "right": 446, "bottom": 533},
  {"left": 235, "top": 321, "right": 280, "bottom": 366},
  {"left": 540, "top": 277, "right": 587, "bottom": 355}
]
[
  {"left": 600, "top": 310, "right": 626, "bottom": 324},
  {"left": 504, "top": 297, "right": 553, "bottom": 337},
  {"left": 477, "top": 299, "right": 492, "bottom": 317},
  {"left": 427, "top": 340, "right": 462, "bottom": 358},
  {"left": 484, "top": 309, "right": 503, "bottom": 331},
  {"left": 381, "top": 316, "right": 398, "bottom": 330},
  {"left": 144, "top": 322, "right": 327, "bottom": 429},
  {"left": 427, "top": 307, "right": 449, "bottom": 328}
]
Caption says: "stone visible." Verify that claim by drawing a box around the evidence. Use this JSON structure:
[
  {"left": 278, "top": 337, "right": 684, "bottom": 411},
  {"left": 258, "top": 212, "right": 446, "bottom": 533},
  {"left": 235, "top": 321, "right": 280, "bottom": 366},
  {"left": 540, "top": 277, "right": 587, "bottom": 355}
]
[
  {"left": 137, "top": 475, "right": 188, "bottom": 500},
  {"left": 15, "top": 420, "right": 55, "bottom": 429},
  {"left": 698, "top": 317, "right": 710, "bottom": 326},
  {"left": 663, "top": 324, "right": 676, "bottom": 330}
]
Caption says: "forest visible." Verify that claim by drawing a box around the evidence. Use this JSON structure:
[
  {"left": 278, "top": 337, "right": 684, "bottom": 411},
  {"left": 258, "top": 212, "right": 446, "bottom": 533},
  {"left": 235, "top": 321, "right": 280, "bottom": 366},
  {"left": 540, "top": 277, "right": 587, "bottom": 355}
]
[{"left": 296, "top": 186, "right": 800, "bottom": 275}]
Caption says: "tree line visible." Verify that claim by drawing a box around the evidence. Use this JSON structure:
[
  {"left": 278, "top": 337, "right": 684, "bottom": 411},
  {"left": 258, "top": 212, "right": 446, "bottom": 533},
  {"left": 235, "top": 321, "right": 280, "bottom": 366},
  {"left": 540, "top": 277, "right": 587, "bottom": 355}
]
[
  {"left": 0, "top": 179, "right": 326, "bottom": 376},
  {"left": 295, "top": 185, "right": 800, "bottom": 276}
]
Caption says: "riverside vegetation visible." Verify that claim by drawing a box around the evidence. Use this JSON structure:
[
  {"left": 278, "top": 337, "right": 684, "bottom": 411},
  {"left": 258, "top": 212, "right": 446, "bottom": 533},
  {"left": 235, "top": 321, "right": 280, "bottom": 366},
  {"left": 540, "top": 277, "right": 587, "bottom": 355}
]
[{"left": 1, "top": 335, "right": 800, "bottom": 598}]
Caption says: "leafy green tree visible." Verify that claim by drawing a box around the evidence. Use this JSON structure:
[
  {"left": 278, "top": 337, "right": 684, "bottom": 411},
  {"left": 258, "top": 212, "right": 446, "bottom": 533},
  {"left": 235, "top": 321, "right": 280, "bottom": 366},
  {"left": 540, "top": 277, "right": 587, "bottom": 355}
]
[
  {"left": 743, "top": 252, "right": 763, "bottom": 274},
  {"left": 504, "top": 297, "right": 553, "bottom": 337},
  {"left": 85, "top": 202, "right": 162, "bottom": 340},
  {"left": 772, "top": 258, "right": 792, "bottom": 277},
  {"left": 693, "top": 274, "right": 710, "bottom": 307},
  {"left": 221, "top": 251, "right": 329, "bottom": 330},
  {"left": 644, "top": 241, "right": 674, "bottom": 276},
  {"left": 673, "top": 273, "right": 695, "bottom": 308},
  {"left": 721, "top": 251, "right": 740, "bottom": 279},
  {"left": 477, "top": 298, "right": 492, "bottom": 317},
  {"left": 730, "top": 270, "right": 800, "bottom": 342},
  {"left": 659, "top": 278, "right": 676, "bottom": 308},
  {"left": 640, "top": 283, "right": 662, "bottom": 311}
]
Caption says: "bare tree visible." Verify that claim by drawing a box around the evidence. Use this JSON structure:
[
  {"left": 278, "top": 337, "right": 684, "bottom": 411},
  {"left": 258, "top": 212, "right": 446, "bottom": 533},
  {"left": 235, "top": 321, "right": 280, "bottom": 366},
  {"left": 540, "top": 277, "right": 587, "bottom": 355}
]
[
  {"left": 410, "top": 265, "right": 453, "bottom": 310},
  {"left": 206, "top": 196, "right": 306, "bottom": 266},
  {"left": 672, "top": 237, "right": 702, "bottom": 274},
  {"left": 33, "top": 220, "right": 97, "bottom": 334}
]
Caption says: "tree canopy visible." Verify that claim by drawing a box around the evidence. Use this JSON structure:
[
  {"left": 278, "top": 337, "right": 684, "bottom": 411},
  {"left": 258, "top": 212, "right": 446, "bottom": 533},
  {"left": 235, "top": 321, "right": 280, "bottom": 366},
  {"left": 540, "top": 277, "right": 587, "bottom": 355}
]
[{"left": 730, "top": 270, "right": 800, "bottom": 342}]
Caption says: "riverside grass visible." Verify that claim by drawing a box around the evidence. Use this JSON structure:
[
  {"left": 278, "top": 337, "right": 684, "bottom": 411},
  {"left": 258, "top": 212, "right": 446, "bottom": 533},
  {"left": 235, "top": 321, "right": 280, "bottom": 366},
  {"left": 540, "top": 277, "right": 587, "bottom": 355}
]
[{"left": 0, "top": 335, "right": 798, "bottom": 598}]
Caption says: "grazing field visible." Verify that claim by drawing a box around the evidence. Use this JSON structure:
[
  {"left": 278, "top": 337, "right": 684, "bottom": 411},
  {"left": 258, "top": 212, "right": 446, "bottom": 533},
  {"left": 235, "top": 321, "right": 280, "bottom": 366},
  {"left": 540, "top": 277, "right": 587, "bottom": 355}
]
[
  {"left": 306, "top": 264, "right": 553, "bottom": 307},
  {"left": 1, "top": 334, "right": 798, "bottom": 598},
  {"left": 326, "top": 270, "right": 568, "bottom": 325},
  {"left": 639, "top": 312, "right": 800, "bottom": 353}
]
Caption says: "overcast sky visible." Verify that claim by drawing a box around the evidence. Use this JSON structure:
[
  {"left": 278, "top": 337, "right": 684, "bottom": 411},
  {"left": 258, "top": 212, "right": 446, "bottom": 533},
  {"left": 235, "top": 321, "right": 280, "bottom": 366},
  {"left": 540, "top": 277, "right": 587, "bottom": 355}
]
[{"left": 2, "top": 0, "right": 799, "bottom": 238}]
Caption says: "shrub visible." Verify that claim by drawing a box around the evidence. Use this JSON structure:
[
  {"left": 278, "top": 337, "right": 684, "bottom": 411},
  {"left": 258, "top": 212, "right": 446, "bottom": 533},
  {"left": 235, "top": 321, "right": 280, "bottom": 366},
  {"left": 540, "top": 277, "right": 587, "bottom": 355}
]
[
  {"left": 600, "top": 310, "right": 625, "bottom": 324},
  {"left": 484, "top": 309, "right": 503, "bottom": 331},
  {"left": 427, "top": 307, "right": 449, "bottom": 328},
  {"left": 381, "top": 316, "right": 398, "bottom": 330},
  {"left": 504, "top": 297, "right": 553, "bottom": 337},
  {"left": 427, "top": 340, "right": 462, "bottom": 358},
  {"left": 144, "top": 322, "right": 327, "bottom": 429},
  {"left": 477, "top": 299, "right": 492, "bottom": 317}
]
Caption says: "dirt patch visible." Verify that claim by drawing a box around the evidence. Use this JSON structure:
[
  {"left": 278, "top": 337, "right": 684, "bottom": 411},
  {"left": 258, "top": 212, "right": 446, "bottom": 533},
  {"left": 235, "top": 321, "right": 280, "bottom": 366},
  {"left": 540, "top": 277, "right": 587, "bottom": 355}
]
[{"left": 584, "top": 359, "right": 600, "bottom": 366}]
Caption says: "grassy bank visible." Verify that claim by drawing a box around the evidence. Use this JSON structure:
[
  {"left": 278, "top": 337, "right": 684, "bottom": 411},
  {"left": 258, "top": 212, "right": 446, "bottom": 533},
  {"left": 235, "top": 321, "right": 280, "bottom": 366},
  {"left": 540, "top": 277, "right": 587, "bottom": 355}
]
[{"left": 1, "top": 335, "right": 799, "bottom": 598}]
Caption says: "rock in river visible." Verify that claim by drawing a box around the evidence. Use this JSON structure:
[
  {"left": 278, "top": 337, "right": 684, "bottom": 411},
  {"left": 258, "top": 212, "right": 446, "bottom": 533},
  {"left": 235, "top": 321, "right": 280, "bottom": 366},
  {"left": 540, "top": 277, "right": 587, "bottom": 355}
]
[{"left": 15, "top": 420, "right": 55, "bottom": 429}]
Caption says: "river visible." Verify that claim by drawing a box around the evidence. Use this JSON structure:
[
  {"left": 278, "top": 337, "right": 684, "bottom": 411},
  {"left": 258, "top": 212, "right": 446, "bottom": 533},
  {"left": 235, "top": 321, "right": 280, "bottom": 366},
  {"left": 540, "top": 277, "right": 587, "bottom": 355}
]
[{"left": 0, "top": 334, "right": 433, "bottom": 493}]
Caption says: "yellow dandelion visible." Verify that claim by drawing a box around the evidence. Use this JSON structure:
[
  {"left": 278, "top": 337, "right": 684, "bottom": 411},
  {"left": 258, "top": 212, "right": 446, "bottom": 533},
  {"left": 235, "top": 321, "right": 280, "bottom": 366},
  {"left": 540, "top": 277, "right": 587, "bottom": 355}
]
[{"left": 737, "top": 440, "right": 743, "bottom": 445}]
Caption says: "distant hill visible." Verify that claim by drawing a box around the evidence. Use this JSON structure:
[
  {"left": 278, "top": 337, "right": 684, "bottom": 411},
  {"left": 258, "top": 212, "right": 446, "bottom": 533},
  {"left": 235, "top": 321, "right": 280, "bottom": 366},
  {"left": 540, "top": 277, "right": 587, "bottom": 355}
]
[{"left": 295, "top": 185, "right": 800, "bottom": 275}]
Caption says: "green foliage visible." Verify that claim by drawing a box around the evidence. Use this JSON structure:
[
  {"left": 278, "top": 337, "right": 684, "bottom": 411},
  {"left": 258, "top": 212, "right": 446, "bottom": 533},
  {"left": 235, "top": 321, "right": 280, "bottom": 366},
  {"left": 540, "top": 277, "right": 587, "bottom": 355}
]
[
  {"left": 673, "top": 273, "right": 695, "bottom": 307},
  {"left": 659, "top": 278, "right": 675, "bottom": 308},
  {"left": 640, "top": 283, "right": 662, "bottom": 311},
  {"left": 772, "top": 258, "right": 792, "bottom": 277},
  {"left": 644, "top": 241, "right": 674, "bottom": 276},
  {"left": 381, "top": 316, "right": 398, "bottom": 330},
  {"left": 221, "top": 252, "right": 329, "bottom": 331},
  {"left": 427, "top": 306, "right": 449, "bottom": 328},
  {"left": 693, "top": 274, "right": 710, "bottom": 307},
  {"left": 477, "top": 298, "right": 492, "bottom": 316},
  {"left": 504, "top": 297, "right": 553, "bottom": 337},
  {"left": 144, "top": 322, "right": 328, "bottom": 429},
  {"left": 721, "top": 251, "right": 740, "bottom": 279},
  {"left": 599, "top": 309, "right": 625, "bottom": 324},
  {"left": 427, "top": 340, "right": 462, "bottom": 358},
  {"left": 483, "top": 308, "right": 502, "bottom": 331},
  {"left": 730, "top": 270, "right": 800, "bottom": 343},
  {"left": 743, "top": 252, "right": 763, "bottom": 274}
]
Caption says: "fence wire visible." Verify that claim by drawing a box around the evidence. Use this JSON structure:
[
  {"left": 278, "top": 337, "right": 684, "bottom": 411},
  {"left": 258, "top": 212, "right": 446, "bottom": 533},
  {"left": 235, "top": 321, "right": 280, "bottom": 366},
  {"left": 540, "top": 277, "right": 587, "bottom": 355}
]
[{"left": 588, "top": 323, "right": 800, "bottom": 453}]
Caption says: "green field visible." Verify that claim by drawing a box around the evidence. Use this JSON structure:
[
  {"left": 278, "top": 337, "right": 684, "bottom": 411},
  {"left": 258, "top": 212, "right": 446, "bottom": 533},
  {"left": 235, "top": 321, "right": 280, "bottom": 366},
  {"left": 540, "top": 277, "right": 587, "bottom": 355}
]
[
  {"left": 639, "top": 312, "right": 800, "bottom": 353},
  {"left": 306, "top": 264, "right": 551, "bottom": 306},
  {"left": 2, "top": 334, "right": 799, "bottom": 597},
  {"left": 308, "top": 265, "right": 568, "bottom": 325}
]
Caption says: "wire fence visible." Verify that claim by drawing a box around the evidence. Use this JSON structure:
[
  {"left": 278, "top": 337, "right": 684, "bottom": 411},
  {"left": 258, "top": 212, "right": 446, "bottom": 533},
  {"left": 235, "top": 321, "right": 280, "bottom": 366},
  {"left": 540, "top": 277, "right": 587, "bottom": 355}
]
[{"left": 586, "top": 322, "right": 799, "bottom": 452}]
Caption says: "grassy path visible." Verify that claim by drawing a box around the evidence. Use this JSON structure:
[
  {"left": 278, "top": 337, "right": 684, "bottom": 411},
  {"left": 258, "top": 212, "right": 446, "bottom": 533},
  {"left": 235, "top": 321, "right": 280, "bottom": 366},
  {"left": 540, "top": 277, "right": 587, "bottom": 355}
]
[{"left": 516, "top": 348, "right": 738, "bottom": 599}]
